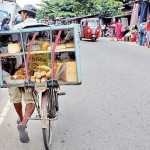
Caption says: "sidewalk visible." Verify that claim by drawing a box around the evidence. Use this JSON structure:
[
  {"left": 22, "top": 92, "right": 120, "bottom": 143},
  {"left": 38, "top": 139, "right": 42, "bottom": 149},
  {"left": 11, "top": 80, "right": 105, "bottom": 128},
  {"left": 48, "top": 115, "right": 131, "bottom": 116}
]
[{"left": 101, "top": 37, "right": 148, "bottom": 48}]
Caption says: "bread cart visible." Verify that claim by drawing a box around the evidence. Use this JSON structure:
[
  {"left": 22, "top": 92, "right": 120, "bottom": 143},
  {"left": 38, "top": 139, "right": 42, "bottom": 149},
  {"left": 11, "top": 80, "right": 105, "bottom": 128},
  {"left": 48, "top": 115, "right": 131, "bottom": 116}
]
[{"left": 0, "top": 24, "right": 81, "bottom": 150}]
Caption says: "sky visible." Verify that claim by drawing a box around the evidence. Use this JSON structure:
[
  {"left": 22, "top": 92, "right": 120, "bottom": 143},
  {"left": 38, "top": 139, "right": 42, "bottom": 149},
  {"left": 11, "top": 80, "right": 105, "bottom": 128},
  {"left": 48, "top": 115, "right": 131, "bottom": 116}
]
[{"left": 16, "top": 0, "right": 42, "bottom": 7}]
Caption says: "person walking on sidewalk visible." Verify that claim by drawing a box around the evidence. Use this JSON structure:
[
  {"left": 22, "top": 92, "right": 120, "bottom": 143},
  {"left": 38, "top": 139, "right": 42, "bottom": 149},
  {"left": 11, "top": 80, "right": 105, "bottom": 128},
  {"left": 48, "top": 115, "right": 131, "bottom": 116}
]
[
  {"left": 9, "top": 4, "right": 38, "bottom": 143},
  {"left": 101, "top": 24, "right": 106, "bottom": 37},
  {"left": 146, "top": 17, "right": 150, "bottom": 48},
  {"left": 140, "top": 19, "right": 146, "bottom": 46},
  {"left": 116, "top": 19, "right": 122, "bottom": 41}
]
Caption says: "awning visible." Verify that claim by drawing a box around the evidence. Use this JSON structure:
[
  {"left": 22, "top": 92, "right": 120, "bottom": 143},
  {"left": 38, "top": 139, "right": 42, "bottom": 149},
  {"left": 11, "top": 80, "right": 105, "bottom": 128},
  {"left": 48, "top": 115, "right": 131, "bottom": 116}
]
[{"left": 105, "top": 13, "right": 132, "bottom": 19}]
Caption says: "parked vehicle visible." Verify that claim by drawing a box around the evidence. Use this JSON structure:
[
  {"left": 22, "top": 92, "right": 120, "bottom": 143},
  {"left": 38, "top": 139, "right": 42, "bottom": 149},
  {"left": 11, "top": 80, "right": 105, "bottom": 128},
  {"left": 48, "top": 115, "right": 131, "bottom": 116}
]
[
  {"left": 80, "top": 18, "right": 100, "bottom": 42},
  {"left": 0, "top": 0, "right": 21, "bottom": 28}
]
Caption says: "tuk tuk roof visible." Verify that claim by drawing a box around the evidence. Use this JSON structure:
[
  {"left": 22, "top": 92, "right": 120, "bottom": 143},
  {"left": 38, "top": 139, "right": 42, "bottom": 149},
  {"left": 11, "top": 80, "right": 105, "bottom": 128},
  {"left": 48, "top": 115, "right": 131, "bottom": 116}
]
[{"left": 81, "top": 18, "right": 99, "bottom": 22}]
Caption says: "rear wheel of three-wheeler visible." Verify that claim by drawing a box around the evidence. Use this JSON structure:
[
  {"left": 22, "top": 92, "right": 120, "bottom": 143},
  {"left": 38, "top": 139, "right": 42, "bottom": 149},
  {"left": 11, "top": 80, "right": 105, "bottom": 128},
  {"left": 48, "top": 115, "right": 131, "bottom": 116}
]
[
  {"left": 42, "top": 88, "right": 57, "bottom": 150},
  {"left": 92, "top": 37, "right": 96, "bottom": 42}
]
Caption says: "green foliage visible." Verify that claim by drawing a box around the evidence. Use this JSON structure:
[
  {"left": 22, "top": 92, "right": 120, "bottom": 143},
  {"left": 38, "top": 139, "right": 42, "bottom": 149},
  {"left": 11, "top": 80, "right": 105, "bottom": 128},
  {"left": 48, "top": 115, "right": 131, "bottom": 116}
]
[
  {"left": 37, "top": 0, "right": 123, "bottom": 20},
  {"left": 97, "top": 0, "right": 122, "bottom": 16}
]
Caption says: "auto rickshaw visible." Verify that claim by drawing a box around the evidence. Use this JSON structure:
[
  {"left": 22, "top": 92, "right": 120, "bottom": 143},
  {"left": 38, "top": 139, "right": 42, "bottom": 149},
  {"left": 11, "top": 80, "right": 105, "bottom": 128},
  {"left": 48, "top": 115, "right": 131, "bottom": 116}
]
[{"left": 80, "top": 18, "right": 100, "bottom": 42}]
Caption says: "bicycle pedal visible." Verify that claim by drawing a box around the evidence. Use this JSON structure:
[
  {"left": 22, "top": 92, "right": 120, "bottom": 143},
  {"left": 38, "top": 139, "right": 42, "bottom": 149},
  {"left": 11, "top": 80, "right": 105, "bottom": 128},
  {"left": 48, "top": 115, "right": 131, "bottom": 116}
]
[{"left": 57, "top": 92, "right": 66, "bottom": 96}]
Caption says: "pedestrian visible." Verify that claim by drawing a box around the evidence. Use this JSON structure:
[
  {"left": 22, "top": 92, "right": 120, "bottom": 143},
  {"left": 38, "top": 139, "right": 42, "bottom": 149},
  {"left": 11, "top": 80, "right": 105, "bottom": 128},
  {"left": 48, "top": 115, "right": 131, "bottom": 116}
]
[
  {"left": 110, "top": 19, "right": 116, "bottom": 41},
  {"left": 8, "top": 4, "right": 39, "bottom": 143},
  {"left": 146, "top": 17, "right": 150, "bottom": 48},
  {"left": 101, "top": 24, "right": 106, "bottom": 37},
  {"left": 139, "top": 19, "right": 146, "bottom": 46},
  {"left": 115, "top": 19, "right": 122, "bottom": 41},
  {"left": 1, "top": 18, "right": 10, "bottom": 31}
]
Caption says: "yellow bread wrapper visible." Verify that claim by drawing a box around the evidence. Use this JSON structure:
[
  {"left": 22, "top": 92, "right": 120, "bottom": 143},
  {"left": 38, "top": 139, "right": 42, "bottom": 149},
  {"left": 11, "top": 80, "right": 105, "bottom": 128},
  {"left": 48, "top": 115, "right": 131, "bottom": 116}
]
[{"left": 37, "top": 65, "right": 50, "bottom": 72}]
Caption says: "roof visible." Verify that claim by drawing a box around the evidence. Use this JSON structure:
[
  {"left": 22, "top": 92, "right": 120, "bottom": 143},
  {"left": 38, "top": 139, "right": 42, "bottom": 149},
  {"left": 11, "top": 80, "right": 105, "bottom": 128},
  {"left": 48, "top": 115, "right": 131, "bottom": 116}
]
[
  {"left": 81, "top": 18, "right": 100, "bottom": 21},
  {"left": 67, "top": 14, "right": 102, "bottom": 21},
  {"left": 105, "top": 13, "right": 132, "bottom": 19}
]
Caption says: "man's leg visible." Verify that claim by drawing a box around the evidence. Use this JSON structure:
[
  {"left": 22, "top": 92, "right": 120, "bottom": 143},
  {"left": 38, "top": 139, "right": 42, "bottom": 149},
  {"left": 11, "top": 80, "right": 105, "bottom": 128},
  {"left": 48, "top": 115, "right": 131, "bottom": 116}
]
[
  {"left": 9, "top": 87, "right": 29, "bottom": 143},
  {"left": 17, "top": 90, "right": 37, "bottom": 143},
  {"left": 142, "top": 34, "right": 146, "bottom": 46},
  {"left": 140, "top": 32, "right": 143, "bottom": 45},
  {"left": 21, "top": 103, "right": 35, "bottom": 127},
  {"left": 14, "top": 102, "right": 23, "bottom": 122},
  {"left": 9, "top": 87, "right": 23, "bottom": 122}
]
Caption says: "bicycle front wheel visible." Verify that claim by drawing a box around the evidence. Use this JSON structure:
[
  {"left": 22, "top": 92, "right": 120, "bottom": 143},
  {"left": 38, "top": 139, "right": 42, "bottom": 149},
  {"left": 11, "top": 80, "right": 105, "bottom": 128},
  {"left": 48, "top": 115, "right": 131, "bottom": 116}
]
[
  {"left": 41, "top": 88, "right": 56, "bottom": 150},
  {"left": 42, "top": 121, "right": 52, "bottom": 150}
]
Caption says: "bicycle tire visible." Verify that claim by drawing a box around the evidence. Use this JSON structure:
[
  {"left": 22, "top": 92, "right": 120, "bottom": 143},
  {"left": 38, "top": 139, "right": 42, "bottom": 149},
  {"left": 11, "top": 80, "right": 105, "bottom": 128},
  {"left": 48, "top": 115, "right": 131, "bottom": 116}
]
[
  {"left": 42, "top": 88, "right": 56, "bottom": 150},
  {"left": 42, "top": 121, "right": 52, "bottom": 150},
  {"left": 55, "top": 93, "right": 59, "bottom": 111}
]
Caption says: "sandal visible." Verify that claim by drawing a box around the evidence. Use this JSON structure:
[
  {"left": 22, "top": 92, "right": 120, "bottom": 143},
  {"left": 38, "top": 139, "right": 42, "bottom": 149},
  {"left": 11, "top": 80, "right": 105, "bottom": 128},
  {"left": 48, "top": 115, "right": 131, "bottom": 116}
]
[{"left": 17, "top": 124, "right": 30, "bottom": 143}]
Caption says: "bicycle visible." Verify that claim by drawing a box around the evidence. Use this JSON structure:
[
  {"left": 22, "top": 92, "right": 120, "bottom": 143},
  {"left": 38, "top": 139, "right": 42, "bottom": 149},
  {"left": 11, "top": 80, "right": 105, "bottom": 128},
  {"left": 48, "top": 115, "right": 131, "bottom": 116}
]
[{"left": 31, "top": 80, "right": 65, "bottom": 150}]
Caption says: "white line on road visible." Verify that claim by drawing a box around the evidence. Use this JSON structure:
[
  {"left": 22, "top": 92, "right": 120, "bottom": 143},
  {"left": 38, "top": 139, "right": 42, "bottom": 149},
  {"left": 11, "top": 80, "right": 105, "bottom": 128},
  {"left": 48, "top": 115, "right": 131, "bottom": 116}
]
[{"left": 0, "top": 101, "right": 11, "bottom": 126}]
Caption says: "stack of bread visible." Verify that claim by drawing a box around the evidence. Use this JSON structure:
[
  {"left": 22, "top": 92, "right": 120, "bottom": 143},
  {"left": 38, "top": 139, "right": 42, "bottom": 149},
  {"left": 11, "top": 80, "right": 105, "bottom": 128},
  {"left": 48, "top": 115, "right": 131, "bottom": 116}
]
[
  {"left": 10, "top": 68, "right": 33, "bottom": 80},
  {"left": 31, "top": 65, "right": 51, "bottom": 83}
]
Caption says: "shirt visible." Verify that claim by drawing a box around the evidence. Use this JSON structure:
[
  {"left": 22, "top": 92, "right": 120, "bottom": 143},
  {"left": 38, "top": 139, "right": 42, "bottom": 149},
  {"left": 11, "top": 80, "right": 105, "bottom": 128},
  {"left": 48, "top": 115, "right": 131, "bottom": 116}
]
[
  {"left": 101, "top": 25, "right": 106, "bottom": 30},
  {"left": 12, "top": 18, "right": 41, "bottom": 68},
  {"left": 110, "top": 21, "right": 116, "bottom": 29},
  {"left": 13, "top": 18, "right": 39, "bottom": 30},
  {"left": 140, "top": 22, "right": 146, "bottom": 32}
]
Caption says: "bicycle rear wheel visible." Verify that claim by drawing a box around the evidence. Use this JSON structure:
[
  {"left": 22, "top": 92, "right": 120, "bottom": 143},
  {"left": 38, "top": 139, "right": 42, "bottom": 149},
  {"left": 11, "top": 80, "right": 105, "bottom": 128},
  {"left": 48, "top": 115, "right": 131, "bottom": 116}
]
[{"left": 42, "top": 88, "right": 57, "bottom": 150}]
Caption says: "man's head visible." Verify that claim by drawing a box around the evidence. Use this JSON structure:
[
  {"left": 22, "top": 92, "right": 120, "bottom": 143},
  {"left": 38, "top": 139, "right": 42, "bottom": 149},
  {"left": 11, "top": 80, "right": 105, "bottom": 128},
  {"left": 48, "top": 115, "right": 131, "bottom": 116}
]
[{"left": 18, "top": 4, "right": 37, "bottom": 21}]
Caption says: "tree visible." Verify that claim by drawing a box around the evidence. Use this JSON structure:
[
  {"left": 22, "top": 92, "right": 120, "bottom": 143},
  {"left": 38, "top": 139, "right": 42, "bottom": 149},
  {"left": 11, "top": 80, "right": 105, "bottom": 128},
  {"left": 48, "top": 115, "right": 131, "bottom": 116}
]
[
  {"left": 96, "top": 0, "right": 122, "bottom": 16},
  {"left": 37, "top": 0, "right": 123, "bottom": 20}
]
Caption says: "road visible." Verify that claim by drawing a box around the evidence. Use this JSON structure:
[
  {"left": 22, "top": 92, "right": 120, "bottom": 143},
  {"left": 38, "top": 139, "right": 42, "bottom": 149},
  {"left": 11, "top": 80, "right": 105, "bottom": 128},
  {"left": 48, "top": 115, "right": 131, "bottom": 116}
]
[{"left": 1, "top": 38, "right": 150, "bottom": 150}]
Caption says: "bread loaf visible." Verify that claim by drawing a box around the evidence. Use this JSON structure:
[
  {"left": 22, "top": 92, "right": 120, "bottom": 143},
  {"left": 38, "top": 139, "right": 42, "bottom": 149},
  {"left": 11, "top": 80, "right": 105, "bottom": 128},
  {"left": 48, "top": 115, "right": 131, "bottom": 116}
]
[
  {"left": 46, "top": 70, "right": 51, "bottom": 78},
  {"left": 8, "top": 43, "right": 21, "bottom": 53},
  {"left": 34, "top": 72, "right": 41, "bottom": 78},
  {"left": 56, "top": 44, "right": 66, "bottom": 50},
  {"left": 31, "top": 76, "right": 36, "bottom": 82},
  {"left": 60, "top": 61, "right": 77, "bottom": 82},
  {"left": 41, "top": 42, "right": 50, "bottom": 50},
  {"left": 41, "top": 77, "right": 48, "bottom": 82},
  {"left": 54, "top": 62, "right": 63, "bottom": 79},
  {"left": 37, "top": 65, "right": 50, "bottom": 72},
  {"left": 36, "top": 78, "right": 41, "bottom": 83},
  {"left": 66, "top": 42, "right": 74, "bottom": 48},
  {"left": 41, "top": 71, "right": 46, "bottom": 77}
]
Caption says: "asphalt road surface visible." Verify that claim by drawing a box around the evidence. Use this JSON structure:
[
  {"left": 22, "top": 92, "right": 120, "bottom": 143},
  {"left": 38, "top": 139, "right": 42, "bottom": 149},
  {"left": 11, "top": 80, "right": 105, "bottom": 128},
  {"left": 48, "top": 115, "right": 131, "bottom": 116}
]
[{"left": 1, "top": 38, "right": 150, "bottom": 150}]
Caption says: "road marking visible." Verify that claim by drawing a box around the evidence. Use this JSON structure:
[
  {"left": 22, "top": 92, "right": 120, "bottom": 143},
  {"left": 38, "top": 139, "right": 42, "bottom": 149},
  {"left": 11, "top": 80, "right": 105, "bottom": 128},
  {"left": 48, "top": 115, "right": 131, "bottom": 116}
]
[{"left": 0, "top": 101, "right": 11, "bottom": 126}]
